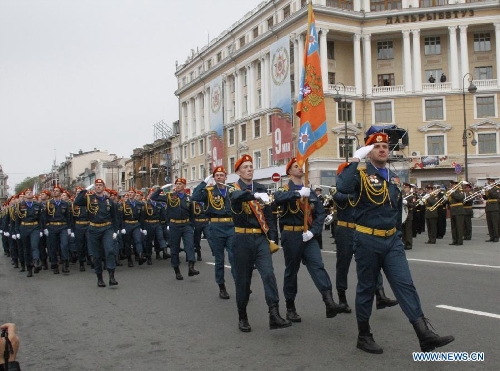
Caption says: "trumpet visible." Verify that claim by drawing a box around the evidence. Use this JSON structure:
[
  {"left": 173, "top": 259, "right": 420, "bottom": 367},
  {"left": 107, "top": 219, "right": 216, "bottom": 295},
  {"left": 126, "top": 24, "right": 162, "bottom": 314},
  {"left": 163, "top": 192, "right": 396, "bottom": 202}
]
[
  {"left": 403, "top": 192, "right": 415, "bottom": 200},
  {"left": 428, "top": 181, "right": 465, "bottom": 211}
]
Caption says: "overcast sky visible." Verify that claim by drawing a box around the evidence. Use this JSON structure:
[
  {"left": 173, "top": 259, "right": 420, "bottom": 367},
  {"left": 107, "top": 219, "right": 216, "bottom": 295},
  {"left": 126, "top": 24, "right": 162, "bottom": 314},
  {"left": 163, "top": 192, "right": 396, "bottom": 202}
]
[{"left": 0, "top": 0, "right": 263, "bottom": 189}]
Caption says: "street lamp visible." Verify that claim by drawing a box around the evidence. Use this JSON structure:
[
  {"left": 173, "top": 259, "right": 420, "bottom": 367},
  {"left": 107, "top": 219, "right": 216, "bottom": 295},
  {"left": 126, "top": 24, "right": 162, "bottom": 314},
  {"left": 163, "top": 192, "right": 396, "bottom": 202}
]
[
  {"left": 333, "top": 82, "right": 349, "bottom": 162},
  {"left": 462, "top": 73, "right": 477, "bottom": 182}
]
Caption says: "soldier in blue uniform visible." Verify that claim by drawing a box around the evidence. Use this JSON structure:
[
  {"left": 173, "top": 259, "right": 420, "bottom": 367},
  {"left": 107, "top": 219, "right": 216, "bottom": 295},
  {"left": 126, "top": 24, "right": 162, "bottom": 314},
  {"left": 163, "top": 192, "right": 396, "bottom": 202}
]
[
  {"left": 43, "top": 185, "right": 72, "bottom": 274},
  {"left": 118, "top": 188, "right": 147, "bottom": 267},
  {"left": 273, "top": 157, "right": 342, "bottom": 322},
  {"left": 71, "top": 187, "right": 90, "bottom": 271},
  {"left": 74, "top": 179, "right": 118, "bottom": 287},
  {"left": 229, "top": 154, "right": 291, "bottom": 332},
  {"left": 192, "top": 201, "right": 209, "bottom": 262},
  {"left": 144, "top": 188, "right": 168, "bottom": 265},
  {"left": 15, "top": 188, "right": 42, "bottom": 277},
  {"left": 38, "top": 190, "right": 51, "bottom": 270},
  {"left": 337, "top": 131, "right": 454, "bottom": 354},
  {"left": 150, "top": 178, "right": 199, "bottom": 280},
  {"left": 192, "top": 166, "right": 236, "bottom": 300}
]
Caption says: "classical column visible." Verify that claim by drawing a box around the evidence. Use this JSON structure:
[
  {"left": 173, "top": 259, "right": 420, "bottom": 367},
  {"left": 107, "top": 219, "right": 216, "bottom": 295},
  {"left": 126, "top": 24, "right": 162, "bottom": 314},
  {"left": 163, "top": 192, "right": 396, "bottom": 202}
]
[
  {"left": 362, "top": 34, "right": 373, "bottom": 96},
  {"left": 297, "top": 33, "right": 305, "bottom": 86},
  {"left": 264, "top": 53, "right": 271, "bottom": 109},
  {"left": 448, "top": 26, "right": 459, "bottom": 90},
  {"left": 293, "top": 37, "right": 300, "bottom": 95},
  {"left": 186, "top": 99, "right": 193, "bottom": 135},
  {"left": 195, "top": 94, "right": 202, "bottom": 135},
  {"left": 402, "top": 30, "right": 412, "bottom": 93},
  {"left": 234, "top": 71, "right": 240, "bottom": 119},
  {"left": 496, "top": 23, "right": 500, "bottom": 88},
  {"left": 459, "top": 25, "right": 470, "bottom": 84},
  {"left": 247, "top": 64, "right": 254, "bottom": 115},
  {"left": 319, "top": 28, "right": 329, "bottom": 92},
  {"left": 412, "top": 29, "right": 422, "bottom": 92},
  {"left": 261, "top": 55, "right": 268, "bottom": 109},
  {"left": 205, "top": 88, "right": 211, "bottom": 130},
  {"left": 353, "top": 34, "right": 362, "bottom": 95}
]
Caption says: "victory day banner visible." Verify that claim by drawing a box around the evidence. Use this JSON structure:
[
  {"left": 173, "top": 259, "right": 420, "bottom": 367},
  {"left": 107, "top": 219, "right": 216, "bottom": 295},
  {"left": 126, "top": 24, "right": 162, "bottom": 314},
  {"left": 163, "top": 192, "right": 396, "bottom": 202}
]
[
  {"left": 209, "top": 76, "right": 224, "bottom": 169},
  {"left": 270, "top": 36, "right": 293, "bottom": 161}
]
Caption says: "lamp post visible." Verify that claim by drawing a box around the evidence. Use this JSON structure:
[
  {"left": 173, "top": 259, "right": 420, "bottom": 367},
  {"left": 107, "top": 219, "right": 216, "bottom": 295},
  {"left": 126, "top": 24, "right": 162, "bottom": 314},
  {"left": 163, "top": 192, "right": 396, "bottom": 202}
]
[
  {"left": 333, "top": 82, "right": 349, "bottom": 162},
  {"left": 462, "top": 73, "right": 477, "bottom": 182}
]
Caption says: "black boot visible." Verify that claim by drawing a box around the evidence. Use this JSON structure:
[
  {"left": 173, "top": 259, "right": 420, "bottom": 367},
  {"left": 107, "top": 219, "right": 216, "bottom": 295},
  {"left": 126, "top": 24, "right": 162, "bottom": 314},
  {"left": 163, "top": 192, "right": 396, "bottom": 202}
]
[
  {"left": 285, "top": 299, "right": 302, "bottom": 322},
  {"left": 33, "top": 259, "right": 42, "bottom": 274},
  {"left": 79, "top": 261, "right": 86, "bottom": 272},
  {"left": 338, "top": 290, "right": 352, "bottom": 314},
  {"left": 188, "top": 261, "right": 199, "bottom": 276},
  {"left": 52, "top": 264, "right": 59, "bottom": 274},
  {"left": 127, "top": 257, "right": 134, "bottom": 267},
  {"left": 61, "top": 260, "right": 70, "bottom": 273},
  {"left": 174, "top": 266, "right": 183, "bottom": 280},
  {"left": 238, "top": 310, "right": 251, "bottom": 332},
  {"left": 412, "top": 317, "right": 455, "bottom": 352},
  {"left": 42, "top": 259, "right": 48, "bottom": 270},
  {"left": 13, "top": 259, "right": 19, "bottom": 269},
  {"left": 138, "top": 253, "right": 146, "bottom": 266},
  {"left": 321, "top": 290, "right": 342, "bottom": 318},
  {"left": 116, "top": 258, "right": 123, "bottom": 266},
  {"left": 97, "top": 273, "right": 106, "bottom": 287},
  {"left": 146, "top": 255, "right": 152, "bottom": 265},
  {"left": 163, "top": 248, "right": 171, "bottom": 260},
  {"left": 375, "top": 288, "right": 398, "bottom": 309},
  {"left": 108, "top": 269, "right": 118, "bottom": 286},
  {"left": 357, "top": 321, "right": 383, "bottom": 354},
  {"left": 155, "top": 251, "right": 161, "bottom": 260},
  {"left": 20, "top": 263, "right": 25, "bottom": 272},
  {"left": 196, "top": 250, "right": 202, "bottom": 261},
  {"left": 269, "top": 304, "right": 292, "bottom": 330},
  {"left": 218, "top": 283, "right": 230, "bottom": 299},
  {"left": 27, "top": 266, "right": 33, "bottom": 277}
]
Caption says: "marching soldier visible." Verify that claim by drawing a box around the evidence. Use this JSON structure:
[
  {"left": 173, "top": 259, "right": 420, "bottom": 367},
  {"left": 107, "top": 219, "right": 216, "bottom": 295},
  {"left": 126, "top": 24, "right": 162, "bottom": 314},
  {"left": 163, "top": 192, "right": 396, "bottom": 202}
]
[
  {"left": 483, "top": 177, "right": 499, "bottom": 242},
  {"left": 143, "top": 188, "right": 168, "bottom": 265},
  {"left": 150, "top": 178, "right": 199, "bottom": 280},
  {"left": 337, "top": 131, "right": 454, "bottom": 354},
  {"left": 462, "top": 182, "right": 474, "bottom": 241},
  {"left": 273, "top": 157, "right": 342, "bottom": 322},
  {"left": 448, "top": 180, "right": 465, "bottom": 246},
  {"left": 229, "top": 154, "right": 290, "bottom": 332},
  {"left": 38, "top": 190, "right": 51, "bottom": 270},
  {"left": 192, "top": 166, "right": 236, "bottom": 299},
  {"left": 71, "top": 187, "right": 90, "bottom": 271},
  {"left": 118, "top": 189, "right": 147, "bottom": 267},
  {"left": 436, "top": 185, "right": 447, "bottom": 240},
  {"left": 192, "top": 201, "right": 209, "bottom": 262},
  {"left": 74, "top": 179, "right": 119, "bottom": 287},
  {"left": 423, "top": 185, "right": 439, "bottom": 244}
]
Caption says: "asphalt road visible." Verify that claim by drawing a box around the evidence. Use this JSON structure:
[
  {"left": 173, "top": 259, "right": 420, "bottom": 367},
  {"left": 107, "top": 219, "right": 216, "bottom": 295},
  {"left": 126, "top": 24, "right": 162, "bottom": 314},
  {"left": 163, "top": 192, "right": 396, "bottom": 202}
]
[{"left": 1, "top": 218, "right": 499, "bottom": 370}]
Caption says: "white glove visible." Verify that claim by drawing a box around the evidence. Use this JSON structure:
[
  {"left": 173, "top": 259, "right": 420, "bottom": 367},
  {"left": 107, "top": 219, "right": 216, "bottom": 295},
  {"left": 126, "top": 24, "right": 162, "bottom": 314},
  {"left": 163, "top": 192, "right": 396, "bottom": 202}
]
[
  {"left": 302, "top": 230, "right": 314, "bottom": 242},
  {"left": 43, "top": 229, "right": 49, "bottom": 236},
  {"left": 298, "top": 187, "right": 310, "bottom": 197},
  {"left": 161, "top": 184, "right": 172, "bottom": 189},
  {"left": 0, "top": 230, "right": 2, "bottom": 234},
  {"left": 403, "top": 199, "right": 408, "bottom": 205},
  {"left": 142, "top": 229, "right": 147, "bottom": 236},
  {"left": 167, "top": 226, "right": 170, "bottom": 231},
  {"left": 204, "top": 174, "right": 213, "bottom": 184},
  {"left": 70, "top": 232, "right": 75, "bottom": 238},
  {"left": 16, "top": 233, "right": 21, "bottom": 239},
  {"left": 112, "top": 232, "right": 117, "bottom": 240},
  {"left": 40, "top": 232, "right": 43, "bottom": 237},
  {"left": 12, "top": 234, "right": 16, "bottom": 240},
  {"left": 67, "top": 229, "right": 72, "bottom": 235},
  {"left": 86, "top": 184, "right": 95, "bottom": 191},
  {"left": 4, "top": 232, "right": 9, "bottom": 237},
  {"left": 121, "top": 229, "right": 126, "bottom": 234},
  {"left": 353, "top": 144, "right": 375, "bottom": 160},
  {"left": 254, "top": 192, "right": 270, "bottom": 203}
]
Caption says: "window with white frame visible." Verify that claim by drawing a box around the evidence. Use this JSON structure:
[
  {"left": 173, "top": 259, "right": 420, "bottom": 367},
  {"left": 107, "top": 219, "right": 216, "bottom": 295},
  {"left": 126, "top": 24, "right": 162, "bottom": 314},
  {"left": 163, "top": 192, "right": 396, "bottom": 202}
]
[
  {"left": 199, "top": 164, "right": 205, "bottom": 178},
  {"left": 267, "top": 116, "right": 272, "bottom": 135},
  {"left": 427, "top": 135, "right": 445, "bottom": 155},
  {"left": 229, "top": 157, "right": 235, "bottom": 173},
  {"left": 374, "top": 102, "right": 392, "bottom": 123},
  {"left": 425, "top": 69, "right": 442, "bottom": 83},
  {"left": 328, "top": 72, "right": 335, "bottom": 85},
  {"left": 476, "top": 96, "right": 495, "bottom": 118},
  {"left": 474, "top": 66, "right": 493, "bottom": 80},
  {"left": 183, "top": 145, "right": 188, "bottom": 159},
  {"left": 190, "top": 142, "right": 195, "bottom": 157},
  {"left": 474, "top": 33, "right": 491, "bottom": 52},
  {"left": 199, "top": 139, "right": 204, "bottom": 154},
  {"left": 254, "top": 119, "right": 261, "bottom": 138},
  {"left": 239, "top": 36, "right": 245, "bottom": 48},
  {"left": 216, "top": 52, "right": 222, "bottom": 63},
  {"left": 339, "top": 137, "right": 355, "bottom": 159},
  {"left": 191, "top": 166, "right": 196, "bottom": 181},
  {"left": 257, "top": 89, "right": 262, "bottom": 107},
  {"left": 183, "top": 168, "right": 188, "bottom": 179},
  {"left": 338, "top": 101, "right": 352, "bottom": 123},
  {"left": 253, "top": 27, "right": 258, "bottom": 39},
  {"left": 240, "top": 123, "right": 247, "bottom": 142},
  {"left": 478, "top": 133, "right": 497, "bottom": 154},
  {"left": 243, "top": 96, "right": 248, "bottom": 114},
  {"left": 377, "top": 41, "right": 394, "bottom": 60},
  {"left": 268, "top": 147, "right": 277, "bottom": 166},
  {"left": 243, "top": 69, "right": 247, "bottom": 86},
  {"left": 425, "top": 99, "right": 444, "bottom": 121},
  {"left": 424, "top": 36, "right": 441, "bottom": 55},
  {"left": 327, "top": 40, "right": 335, "bottom": 60},
  {"left": 228, "top": 128, "right": 235, "bottom": 146},
  {"left": 254, "top": 151, "right": 262, "bottom": 169},
  {"left": 283, "top": 4, "right": 290, "bottom": 19},
  {"left": 257, "top": 62, "right": 262, "bottom": 80}
]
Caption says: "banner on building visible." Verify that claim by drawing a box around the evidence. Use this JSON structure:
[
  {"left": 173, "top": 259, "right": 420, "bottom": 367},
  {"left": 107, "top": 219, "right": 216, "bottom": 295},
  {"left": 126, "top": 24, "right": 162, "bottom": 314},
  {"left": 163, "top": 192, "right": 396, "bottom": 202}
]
[
  {"left": 209, "top": 76, "right": 224, "bottom": 170},
  {"left": 271, "top": 110, "right": 293, "bottom": 161}
]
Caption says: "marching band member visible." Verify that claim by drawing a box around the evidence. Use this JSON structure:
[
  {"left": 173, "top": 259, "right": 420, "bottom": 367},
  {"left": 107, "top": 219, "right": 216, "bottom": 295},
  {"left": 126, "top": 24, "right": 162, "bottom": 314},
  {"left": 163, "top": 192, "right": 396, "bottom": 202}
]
[
  {"left": 484, "top": 177, "right": 499, "bottom": 242},
  {"left": 447, "top": 180, "right": 465, "bottom": 246},
  {"left": 402, "top": 182, "right": 415, "bottom": 250},
  {"left": 462, "top": 182, "right": 474, "bottom": 240},
  {"left": 423, "top": 185, "right": 439, "bottom": 245}
]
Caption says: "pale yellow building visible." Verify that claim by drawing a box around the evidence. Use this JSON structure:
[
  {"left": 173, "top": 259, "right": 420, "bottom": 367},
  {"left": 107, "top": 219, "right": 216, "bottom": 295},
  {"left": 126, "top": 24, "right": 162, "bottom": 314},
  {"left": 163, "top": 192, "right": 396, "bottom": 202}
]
[{"left": 174, "top": 0, "right": 500, "bottom": 191}]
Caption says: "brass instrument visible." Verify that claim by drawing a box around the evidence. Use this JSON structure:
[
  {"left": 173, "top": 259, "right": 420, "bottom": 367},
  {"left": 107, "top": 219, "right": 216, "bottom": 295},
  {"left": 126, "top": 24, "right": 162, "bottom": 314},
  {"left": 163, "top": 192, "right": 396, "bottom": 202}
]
[
  {"left": 428, "top": 181, "right": 465, "bottom": 211},
  {"left": 417, "top": 189, "right": 440, "bottom": 205},
  {"left": 403, "top": 192, "right": 415, "bottom": 200},
  {"left": 464, "top": 181, "right": 500, "bottom": 202},
  {"left": 316, "top": 184, "right": 337, "bottom": 196}
]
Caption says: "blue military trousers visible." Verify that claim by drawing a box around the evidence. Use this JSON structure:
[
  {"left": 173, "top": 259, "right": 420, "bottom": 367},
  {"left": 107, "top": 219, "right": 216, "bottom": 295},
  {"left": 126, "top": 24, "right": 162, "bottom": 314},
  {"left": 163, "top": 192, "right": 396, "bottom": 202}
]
[
  {"left": 87, "top": 226, "right": 116, "bottom": 274},
  {"left": 168, "top": 223, "right": 195, "bottom": 267},
  {"left": 207, "top": 222, "right": 235, "bottom": 285}
]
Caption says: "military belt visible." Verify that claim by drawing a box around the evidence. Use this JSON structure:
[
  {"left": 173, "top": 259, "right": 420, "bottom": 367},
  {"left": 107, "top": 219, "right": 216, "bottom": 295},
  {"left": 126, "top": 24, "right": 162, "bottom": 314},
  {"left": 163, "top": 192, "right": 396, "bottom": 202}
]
[
  {"left": 210, "top": 217, "right": 232, "bottom": 223},
  {"left": 486, "top": 199, "right": 498, "bottom": 203},
  {"left": 170, "top": 218, "right": 189, "bottom": 224},
  {"left": 21, "top": 221, "right": 38, "bottom": 226},
  {"left": 124, "top": 220, "right": 139, "bottom": 224},
  {"left": 337, "top": 220, "right": 355, "bottom": 229},
  {"left": 89, "top": 222, "right": 111, "bottom": 227},
  {"left": 355, "top": 225, "right": 396, "bottom": 237},
  {"left": 234, "top": 227, "right": 263, "bottom": 234},
  {"left": 283, "top": 225, "right": 303, "bottom": 232},
  {"left": 75, "top": 221, "right": 89, "bottom": 225},
  {"left": 48, "top": 222, "right": 66, "bottom": 226},
  {"left": 195, "top": 218, "right": 209, "bottom": 222},
  {"left": 463, "top": 206, "right": 472, "bottom": 209},
  {"left": 145, "top": 219, "right": 159, "bottom": 223},
  {"left": 450, "top": 203, "right": 463, "bottom": 207}
]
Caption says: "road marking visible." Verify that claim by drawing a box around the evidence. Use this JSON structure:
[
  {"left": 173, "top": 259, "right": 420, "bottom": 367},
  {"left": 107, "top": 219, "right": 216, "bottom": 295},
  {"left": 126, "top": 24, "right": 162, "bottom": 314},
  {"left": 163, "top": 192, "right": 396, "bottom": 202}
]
[
  {"left": 437, "top": 305, "right": 500, "bottom": 319},
  {"left": 408, "top": 258, "right": 500, "bottom": 269}
]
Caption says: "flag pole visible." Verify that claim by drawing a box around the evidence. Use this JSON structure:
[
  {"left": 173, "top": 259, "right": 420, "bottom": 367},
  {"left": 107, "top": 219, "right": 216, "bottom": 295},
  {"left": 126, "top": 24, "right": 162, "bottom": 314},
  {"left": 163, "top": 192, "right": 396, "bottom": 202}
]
[{"left": 303, "top": 159, "right": 309, "bottom": 231}]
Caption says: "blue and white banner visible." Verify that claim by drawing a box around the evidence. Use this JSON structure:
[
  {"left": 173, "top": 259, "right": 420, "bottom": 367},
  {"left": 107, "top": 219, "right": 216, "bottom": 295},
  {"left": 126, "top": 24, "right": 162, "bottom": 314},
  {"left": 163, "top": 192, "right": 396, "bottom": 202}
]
[
  {"left": 209, "top": 75, "right": 223, "bottom": 136},
  {"left": 270, "top": 36, "right": 292, "bottom": 116}
]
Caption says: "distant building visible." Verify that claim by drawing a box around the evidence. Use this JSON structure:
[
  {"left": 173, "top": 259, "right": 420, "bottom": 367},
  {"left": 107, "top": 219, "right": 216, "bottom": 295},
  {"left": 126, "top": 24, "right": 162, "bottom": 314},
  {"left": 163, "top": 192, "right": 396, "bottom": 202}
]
[{"left": 0, "top": 165, "right": 8, "bottom": 203}]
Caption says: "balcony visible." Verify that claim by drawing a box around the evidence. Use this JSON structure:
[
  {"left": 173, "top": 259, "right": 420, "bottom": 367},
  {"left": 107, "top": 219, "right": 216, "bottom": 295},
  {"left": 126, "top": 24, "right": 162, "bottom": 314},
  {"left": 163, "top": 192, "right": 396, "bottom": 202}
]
[{"left": 372, "top": 85, "right": 405, "bottom": 96}]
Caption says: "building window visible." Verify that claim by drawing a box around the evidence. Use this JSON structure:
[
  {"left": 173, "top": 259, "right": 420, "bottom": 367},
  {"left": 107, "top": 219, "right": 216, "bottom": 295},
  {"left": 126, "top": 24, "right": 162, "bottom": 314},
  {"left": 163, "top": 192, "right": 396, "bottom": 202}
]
[
  {"left": 474, "top": 66, "right": 493, "bottom": 80},
  {"left": 474, "top": 33, "right": 491, "bottom": 52},
  {"left": 243, "top": 69, "right": 247, "bottom": 86},
  {"left": 371, "top": 0, "right": 402, "bottom": 12},
  {"left": 268, "top": 147, "right": 278, "bottom": 166},
  {"left": 339, "top": 138, "right": 355, "bottom": 159},
  {"left": 283, "top": 4, "right": 290, "bottom": 19},
  {"left": 290, "top": 42, "right": 294, "bottom": 64},
  {"left": 378, "top": 73, "right": 395, "bottom": 86},
  {"left": 425, "top": 99, "right": 444, "bottom": 121},
  {"left": 476, "top": 96, "right": 495, "bottom": 118},
  {"left": 239, "top": 36, "right": 245, "bottom": 48},
  {"left": 231, "top": 100, "right": 235, "bottom": 118},
  {"left": 241, "top": 123, "right": 247, "bottom": 142},
  {"left": 200, "top": 164, "right": 205, "bottom": 178},
  {"left": 189, "top": 71, "right": 194, "bottom": 81},
  {"left": 253, "top": 27, "right": 258, "bottom": 39},
  {"left": 254, "top": 151, "right": 262, "bottom": 169},
  {"left": 257, "top": 62, "right": 262, "bottom": 80},
  {"left": 257, "top": 89, "right": 262, "bottom": 107},
  {"left": 478, "top": 133, "right": 497, "bottom": 154},
  {"left": 183, "top": 168, "right": 188, "bottom": 180},
  {"left": 328, "top": 72, "right": 336, "bottom": 85},
  {"left": 267, "top": 16, "right": 273, "bottom": 29},
  {"left": 327, "top": 41, "right": 335, "bottom": 60},
  {"left": 337, "top": 101, "right": 352, "bottom": 123},
  {"left": 216, "top": 52, "right": 222, "bottom": 62},
  {"left": 243, "top": 96, "right": 248, "bottom": 114},
  {"left": 229, "top": 157, "right": 235, "bottom": 172},
  {"left": 420, "top": 0, "right": 447, "bottom": 7},
  {"left": 190, "top": 142, "right": 195, "bottom": 157},
  {"left": 254, "top": 119, "right": 261, "bottom": 138},
  {"left": 199, "top": 139, "right": 204, "bottom": 154},
  {"left": 377, "top": 41, "right": 394, "bottom": 60},
  {"left": 427, "top": 135, "right": 445, "bottom": 155},
  {"left": 198, "top": 66, "right": 203, "bottom": 76},
  {"left": 183, "top": 145, "right": 188, "bottom": 159},
  {"left": 191, "top": 166, "right": 196, "bottom": 181},
  {"left": 327, "top": 0, "right": 354, "bottom": 10},
  {"left": 301, "top": 0, "right": 307, "bottom": 7},
  {"left": 424, "top": 36, "right": 441, "bottom": 55},
  {"left": 230, "top": 76, "right": 235, "bottom": 92},
  {"left": 207, "top": 59, "right": 212, "bottom": 69},
  {"left": 228, "top": 128, "right": 235, "bottom": 146},
  {"left": 425, "top": 69, "right": 442, "bottom": 83},
  {"left": 374, "top": 102, "right": 393, "bottom": 123}
]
